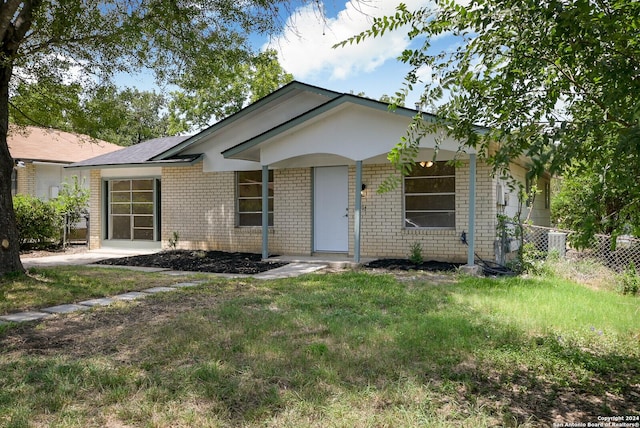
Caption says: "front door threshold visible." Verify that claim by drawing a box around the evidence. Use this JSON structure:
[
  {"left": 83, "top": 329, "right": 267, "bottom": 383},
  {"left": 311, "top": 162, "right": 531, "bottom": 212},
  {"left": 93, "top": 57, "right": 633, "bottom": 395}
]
[{"left": 266, "top": 254, "right": 375, "bottom": 268}]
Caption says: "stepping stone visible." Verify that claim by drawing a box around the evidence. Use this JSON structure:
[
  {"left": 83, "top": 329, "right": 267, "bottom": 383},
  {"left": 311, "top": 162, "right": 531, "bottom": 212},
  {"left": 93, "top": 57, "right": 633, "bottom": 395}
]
[
  {"left": 113, "top": 292, "right": 148, "bottom": 301},
  {"left": 0, "top": 311, "right": 51, "bottom": 323},
  {"left": 171, "top": 282, "right": 203, "bottom": 288},
  {"left": 162, "top": 270, "right": 199, "bottom": 276},
  {"left": 41, "top": 304, "right": 90, "bottom": 314},
  {"left": 142, "top": 286, "right": 177, "bottom": 294},
  {"left": 78, "top": 297, "right": 116, "bottom": 307}
]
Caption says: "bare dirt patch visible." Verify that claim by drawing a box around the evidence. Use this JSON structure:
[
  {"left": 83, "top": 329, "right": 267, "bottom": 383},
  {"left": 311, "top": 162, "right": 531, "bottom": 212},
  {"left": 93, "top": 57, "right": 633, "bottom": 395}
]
[
  {"left": 0, "top": 291, "right": 218, "bottom": 359},
  {"left": 20, "top": 244, "right": 88, "bottom": 259}
]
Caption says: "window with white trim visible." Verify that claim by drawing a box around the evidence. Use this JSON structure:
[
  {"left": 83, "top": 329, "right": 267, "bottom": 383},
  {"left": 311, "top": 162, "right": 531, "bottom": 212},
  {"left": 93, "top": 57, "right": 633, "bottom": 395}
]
[
  {"left": 404, "top": 161, "right": 455, "bottom": 228},
  {"left": 236, "top": 170, "right": 273, "bottom": 227}
]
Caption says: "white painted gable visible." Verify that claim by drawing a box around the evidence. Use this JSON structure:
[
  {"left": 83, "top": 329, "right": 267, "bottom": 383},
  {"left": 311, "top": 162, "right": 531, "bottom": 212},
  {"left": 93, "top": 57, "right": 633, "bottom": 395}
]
[
  {"left": 171, "top": 82, "right": 474, "bottom": 172},
  {"left": 179, "top": 87, "right": 336, "bottom": 172}
]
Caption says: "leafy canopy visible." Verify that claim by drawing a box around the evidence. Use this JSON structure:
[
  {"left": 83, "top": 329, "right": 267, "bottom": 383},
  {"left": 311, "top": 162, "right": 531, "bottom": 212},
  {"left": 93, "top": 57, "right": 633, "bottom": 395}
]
[
  {"left": 0, "top": 0, "right": 298, "bottom": 275},
  {"left": 338, "top": 0, "right": 640, "bottom": 240},
  {"left": 10, "top": 81, "right": 169, "bottom": 146},
  {"left": 168, "top": 49, "right": 293, "bottom": 134}
]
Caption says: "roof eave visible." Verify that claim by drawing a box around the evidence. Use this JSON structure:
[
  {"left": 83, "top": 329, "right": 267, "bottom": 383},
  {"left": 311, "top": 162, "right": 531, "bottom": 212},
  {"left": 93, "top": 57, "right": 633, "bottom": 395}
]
[
  {"left": 65, "top": 154, "right": 204, "bottom": 170},
  {"left": 151, "top": 81, "right": 342, "bottom": 161}
]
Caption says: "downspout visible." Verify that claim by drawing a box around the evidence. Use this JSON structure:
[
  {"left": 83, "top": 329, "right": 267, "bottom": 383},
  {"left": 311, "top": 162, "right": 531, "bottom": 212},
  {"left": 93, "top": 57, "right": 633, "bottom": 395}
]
[
  {"left": 354, "top": 160, "right": 362, "bottom": 263},
  {"left": 262, "top": 165, "right": 269, "bottom": 260}
]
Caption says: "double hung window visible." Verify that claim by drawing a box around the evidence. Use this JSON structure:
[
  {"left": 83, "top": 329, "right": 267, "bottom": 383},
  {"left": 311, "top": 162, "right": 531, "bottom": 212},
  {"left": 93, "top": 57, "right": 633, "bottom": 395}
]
[
  {"left": 237, "top": 170, "right": 273, "bottom": 227},
  {"left": 404, "top": 162, "right": 455, "bottom": 228}
]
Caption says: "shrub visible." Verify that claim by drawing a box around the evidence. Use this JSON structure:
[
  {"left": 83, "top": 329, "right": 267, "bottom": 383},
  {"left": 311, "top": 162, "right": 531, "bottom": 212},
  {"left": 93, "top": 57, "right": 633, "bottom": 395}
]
[
  {"left": 13, "top": 194, "right": 63, "bottom": 248},
  {"left": 168, "top": 231, "right": 180, "bottom": 250},
  {"left": 408, "top": 242, "right": 423, "bottom": 265},
  {"left": 508, "top": 242, "right": 549, "bottom": 275},
  {"left": 616, "top": 262, "right": 639, "bottom": 296},
  {"left": 52, "top": 177, "right": 89, "bottom": 239}
]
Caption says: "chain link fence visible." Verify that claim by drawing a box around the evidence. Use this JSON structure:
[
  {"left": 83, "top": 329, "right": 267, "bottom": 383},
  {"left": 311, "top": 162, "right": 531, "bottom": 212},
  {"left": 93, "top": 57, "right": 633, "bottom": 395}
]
[{"left": 501, "top": 223, "right": 640, "bottom": 272}]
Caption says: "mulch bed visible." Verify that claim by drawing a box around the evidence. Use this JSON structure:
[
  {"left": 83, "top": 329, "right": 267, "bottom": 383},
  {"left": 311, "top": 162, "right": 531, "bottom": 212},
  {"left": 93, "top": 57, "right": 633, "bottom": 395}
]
[
  {"left": 364, "top": 258, "right": 462, "bottom": 272},
  {"left": 95, "top": 250, "right": 287, "bottom": 274},
  {"left": 95, "top": 249, "right": 462, "bottom": 275}
]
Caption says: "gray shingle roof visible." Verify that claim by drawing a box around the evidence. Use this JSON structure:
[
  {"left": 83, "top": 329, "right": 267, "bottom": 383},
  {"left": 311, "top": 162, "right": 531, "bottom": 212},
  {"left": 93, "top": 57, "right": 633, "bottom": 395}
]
[{"left": 68, "top": 136, "right": 192, "bottom": 168}]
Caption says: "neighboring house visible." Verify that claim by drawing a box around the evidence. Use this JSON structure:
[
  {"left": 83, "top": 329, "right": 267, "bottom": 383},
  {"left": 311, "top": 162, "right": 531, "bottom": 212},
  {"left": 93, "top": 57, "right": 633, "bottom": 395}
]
[
  {"left": 68, "top": 81, "right": 550, "bottom": 264},
  {"left": 8, "top": 126, "right": 122, "bottom": 199}
]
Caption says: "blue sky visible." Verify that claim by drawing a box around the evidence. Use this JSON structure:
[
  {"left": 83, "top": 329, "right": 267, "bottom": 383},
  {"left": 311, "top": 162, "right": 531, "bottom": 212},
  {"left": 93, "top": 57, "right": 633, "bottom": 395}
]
[
  {"left": 118, "top": 1, "right": 452, "bottom": 108},
  {"left": 260, "top": 0, "right": 450, "bottom": 107}
]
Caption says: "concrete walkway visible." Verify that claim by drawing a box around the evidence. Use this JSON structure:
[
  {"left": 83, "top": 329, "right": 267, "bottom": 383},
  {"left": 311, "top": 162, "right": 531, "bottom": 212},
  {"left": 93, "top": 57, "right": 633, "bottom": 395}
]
[
  {"left": 1, "top": 249, "right": 330, "bottom": 325},
  {"left": 21, "top": 248, "right": 161, "bottom": 268}
]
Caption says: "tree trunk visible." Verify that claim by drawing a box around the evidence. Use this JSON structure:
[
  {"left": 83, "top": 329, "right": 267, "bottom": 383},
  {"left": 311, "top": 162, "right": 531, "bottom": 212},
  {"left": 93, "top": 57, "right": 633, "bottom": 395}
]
[{"left": 0, "top": 63, "right": 24, "bottom": 275}]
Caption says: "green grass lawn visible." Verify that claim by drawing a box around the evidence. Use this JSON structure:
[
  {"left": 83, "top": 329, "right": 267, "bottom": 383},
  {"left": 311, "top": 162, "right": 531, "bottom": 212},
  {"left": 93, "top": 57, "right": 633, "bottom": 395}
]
[
  {"left": 0, "top": 266, "right": 206, "bottom": 315},
  {"left": 0, "top": 268, "right": 638, "bottom": 427}
]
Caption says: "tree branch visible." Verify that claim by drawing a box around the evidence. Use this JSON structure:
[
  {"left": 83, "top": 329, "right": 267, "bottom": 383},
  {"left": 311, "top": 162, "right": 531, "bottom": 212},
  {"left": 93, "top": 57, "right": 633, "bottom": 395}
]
[
  {"left": 8, "top": 99, "right": 52, "bottom": 128},
  {"left": 521, "top": 51, "right": 634, "bottom": 129},
  {"left": 0, "top": 0, "right": 22, "bottom": 41}
]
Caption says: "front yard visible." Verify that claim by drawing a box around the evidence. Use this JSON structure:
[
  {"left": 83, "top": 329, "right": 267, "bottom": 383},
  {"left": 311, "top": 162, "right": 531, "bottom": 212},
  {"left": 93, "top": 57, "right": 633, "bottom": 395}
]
[{"left": 0, "top": 267, "right": 638, "bottom": 427}]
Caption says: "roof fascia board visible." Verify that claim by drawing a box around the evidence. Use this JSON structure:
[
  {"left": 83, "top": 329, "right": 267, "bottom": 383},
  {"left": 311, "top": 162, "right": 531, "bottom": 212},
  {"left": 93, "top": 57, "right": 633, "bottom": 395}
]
[
  {"left": 152, "top": 81, "right": 341, "bottom": 161},
  {"left": 65, "top": 154, "right": 204, "bottom": 171}
]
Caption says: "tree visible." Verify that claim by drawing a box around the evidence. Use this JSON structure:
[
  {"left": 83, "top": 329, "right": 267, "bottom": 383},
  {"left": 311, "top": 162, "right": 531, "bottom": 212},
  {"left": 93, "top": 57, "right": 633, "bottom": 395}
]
[
  {"left": 9, "top": 76, "right": 84, "bottom": 130},
  {"left": 0, "top": 0, "right": 296, "bottom": 275},
  {"left": 80, "top": 85, "right": 169, "bottom": 146},
  {"left": 339, "top": 0, "right": 640, "bottom": 240},
  {"left": 10, "top": 81, "right": 169, "bottom": 145},
  {"left": 168, "top": 49, "right": 293, "bottom": 134}
]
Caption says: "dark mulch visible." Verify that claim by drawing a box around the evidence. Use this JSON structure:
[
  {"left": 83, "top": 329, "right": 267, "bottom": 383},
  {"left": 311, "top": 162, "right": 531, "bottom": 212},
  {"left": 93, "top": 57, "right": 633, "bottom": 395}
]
[
  {"left": 365, "top": 258, "right": 462, "bottom": 272},
  {"left": 95, "top": 250, "right": 287, "bottom": 274}
]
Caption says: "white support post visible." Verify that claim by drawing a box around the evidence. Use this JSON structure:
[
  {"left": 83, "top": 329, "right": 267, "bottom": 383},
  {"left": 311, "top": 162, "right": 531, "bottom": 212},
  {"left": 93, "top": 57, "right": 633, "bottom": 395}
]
[
  {"left": 262, "top": 165, "right": 269, "bottom": 260},
  {"left": 467, "top": 153, "right": 477, "bottom": 267},
  {"left": 354, "top": 160, "right": 363, "bottom": 263}
]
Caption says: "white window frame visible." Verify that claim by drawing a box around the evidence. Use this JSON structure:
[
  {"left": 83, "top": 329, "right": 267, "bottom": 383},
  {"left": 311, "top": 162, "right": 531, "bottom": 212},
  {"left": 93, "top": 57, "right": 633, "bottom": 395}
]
[
  {"left": 403, "top": 161, "right": 456, "bottom": 229},
  {"left": 236, "top": 170, "right": 274, "bottom": 227}
]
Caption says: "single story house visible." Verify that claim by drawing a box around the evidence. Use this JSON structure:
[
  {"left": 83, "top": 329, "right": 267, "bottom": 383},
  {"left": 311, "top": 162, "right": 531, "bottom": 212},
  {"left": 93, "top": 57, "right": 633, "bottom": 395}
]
[
  {"left": 68, "top": 81, "right": 550, "bottom": 265},
  {"left": 9, "top": 126, "right": 121, "bottom": 199}
]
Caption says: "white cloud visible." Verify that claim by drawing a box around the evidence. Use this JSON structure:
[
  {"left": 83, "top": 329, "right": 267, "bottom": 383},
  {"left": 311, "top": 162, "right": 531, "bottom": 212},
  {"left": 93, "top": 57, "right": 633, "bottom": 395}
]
[{"left": 265, "top": 0, "right": 433, "bottom": 81}]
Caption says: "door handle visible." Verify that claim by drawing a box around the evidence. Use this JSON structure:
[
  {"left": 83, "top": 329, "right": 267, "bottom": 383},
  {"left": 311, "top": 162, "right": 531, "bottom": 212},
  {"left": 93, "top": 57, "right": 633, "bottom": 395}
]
[{"left": 344, "top": 208, "right": 348, "bottom": 218}]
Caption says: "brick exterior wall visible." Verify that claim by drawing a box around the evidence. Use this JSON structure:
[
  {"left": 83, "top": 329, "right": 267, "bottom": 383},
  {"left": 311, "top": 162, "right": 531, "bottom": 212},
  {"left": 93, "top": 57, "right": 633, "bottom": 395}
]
[
  {"left": 348, "top": 161, "right": 495, "bottom": 262},
  {"left": 88, "top": 160, "right": 511, "bottom": 262},
  {"left": 88, "top": 169, "right": 102, "bottom": 249},
  {"left": 161, "top": 166, "right": 274, "bottom": 253},
  {"left": 272, "top": 168, "right": 313, "bottom": 255},
  {"left": 15, "top": 163, "right": 36, "bottom": 196},
  {"left": 157, "top": 162, "right": 497, "bottom": 262}
]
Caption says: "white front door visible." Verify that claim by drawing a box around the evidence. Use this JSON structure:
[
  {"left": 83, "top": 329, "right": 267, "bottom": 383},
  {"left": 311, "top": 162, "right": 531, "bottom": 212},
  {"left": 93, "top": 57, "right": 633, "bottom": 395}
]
[{"left": 314, "top": 166, "right": 349, "bottom": 252}]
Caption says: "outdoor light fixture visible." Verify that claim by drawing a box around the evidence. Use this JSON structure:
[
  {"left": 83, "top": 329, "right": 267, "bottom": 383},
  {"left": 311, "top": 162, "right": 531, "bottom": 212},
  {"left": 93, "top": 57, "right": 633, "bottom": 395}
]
[
  {"left": 361, "top": 183, "right": 367, "bottom": 197},
  {"left": 15, "top": 160, "right": 25, "bottom": 168},
  {"left": 419, "top": 160, "right": 434, "bottom": 168}
]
